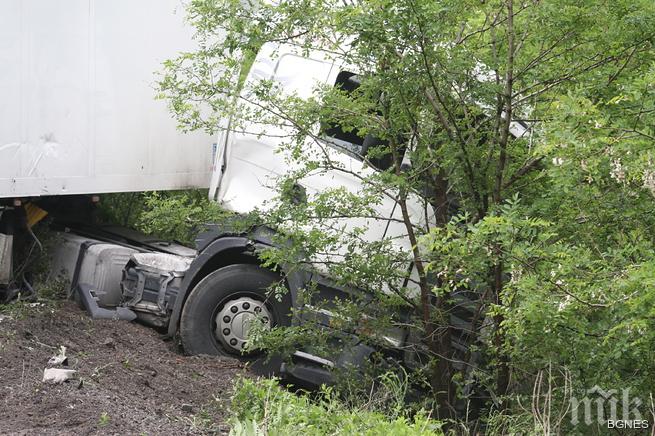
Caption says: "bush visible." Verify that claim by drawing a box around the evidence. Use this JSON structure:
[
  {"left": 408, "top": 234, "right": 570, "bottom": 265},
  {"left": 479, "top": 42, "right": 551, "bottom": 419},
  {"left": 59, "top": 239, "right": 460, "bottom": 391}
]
[
  {"left": 136, "top": 190, "right": 231, "bottom": 245},
  {"left": 228, "top": 378, "right": 443, "bottom": 436},
  {"left": 97, "top": 190, "right": 231, "bottom": 246}
]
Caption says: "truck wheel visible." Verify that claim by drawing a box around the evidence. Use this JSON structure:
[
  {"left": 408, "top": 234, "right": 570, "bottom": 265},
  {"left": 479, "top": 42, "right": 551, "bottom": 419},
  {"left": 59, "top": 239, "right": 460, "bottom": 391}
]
[{"left": 179, "top": 264, "right": 291, "bottom": 358}]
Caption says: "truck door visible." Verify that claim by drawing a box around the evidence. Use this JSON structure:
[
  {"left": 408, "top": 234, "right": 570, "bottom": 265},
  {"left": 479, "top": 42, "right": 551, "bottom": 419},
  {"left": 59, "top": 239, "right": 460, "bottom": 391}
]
[
  {"left": 209, "top": 44, "right": 335, "bottom": 214},
  {"left": 297, "top": 68, "right": 409, "bottom": 255},
  {"left": 211, "top": 45, "right": 416, "bottom": 272}
]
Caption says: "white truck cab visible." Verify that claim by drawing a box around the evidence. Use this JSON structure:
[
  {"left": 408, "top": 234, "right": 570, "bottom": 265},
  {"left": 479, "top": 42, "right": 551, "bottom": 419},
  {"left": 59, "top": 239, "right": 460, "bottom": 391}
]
[{"left": 210, "top": 43, "right": 427, "bottom": 266}]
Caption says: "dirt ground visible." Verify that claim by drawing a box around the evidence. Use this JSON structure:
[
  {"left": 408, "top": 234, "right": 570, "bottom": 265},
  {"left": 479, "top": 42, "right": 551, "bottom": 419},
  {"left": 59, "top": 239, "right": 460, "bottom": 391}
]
[{"left": 0, "top": 301, "right": 248, "bottom": 435}]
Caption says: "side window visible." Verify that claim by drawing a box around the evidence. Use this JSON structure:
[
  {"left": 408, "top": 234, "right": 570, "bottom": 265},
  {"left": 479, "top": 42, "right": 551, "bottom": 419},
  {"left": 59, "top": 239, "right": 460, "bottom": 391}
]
[
  {"left": 273, "top": 54, "right": 333, "bottom": 99},
  {"left": 322, "top": 71, "right": 366, "bottom": 157},
  {"left": 322, "top": 71, "right": 396, "bottom": 171}
]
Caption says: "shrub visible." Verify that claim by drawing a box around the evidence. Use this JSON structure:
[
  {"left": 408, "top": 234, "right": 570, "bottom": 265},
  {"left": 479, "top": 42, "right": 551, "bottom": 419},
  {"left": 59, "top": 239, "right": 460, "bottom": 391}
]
[
  {"left": 228, "top": 378, "right": 443, "bottom": 436},
  {"left": 97, "top": 190, "right": 231, "bottom": 246}
]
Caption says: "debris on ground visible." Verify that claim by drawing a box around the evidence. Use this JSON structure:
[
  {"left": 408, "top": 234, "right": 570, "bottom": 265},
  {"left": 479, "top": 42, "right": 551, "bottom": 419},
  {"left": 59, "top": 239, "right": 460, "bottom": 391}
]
[
  {"left": 47, "top": 345, "right": 68, "bottom": 366},
  {"left": 42, "top": 368, "right": 76, "bottom": 384},
  {"left": 0, "top": 301, "right": 247, "bottom": 435}
]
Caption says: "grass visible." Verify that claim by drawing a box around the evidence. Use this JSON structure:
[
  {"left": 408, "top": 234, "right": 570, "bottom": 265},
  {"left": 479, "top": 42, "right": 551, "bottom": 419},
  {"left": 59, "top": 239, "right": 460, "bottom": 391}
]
[
  {"left": 228, "top": 378, "right": 443, "bottom": 436},
  {"left": 98, "top": 412, "right": 110, "bottom": 427},
  {"left": 172, "top": 395, "right": 229, "bottom": 435},
  {"left": 0, "top": 298, "right": 61, "bottom": 320}
]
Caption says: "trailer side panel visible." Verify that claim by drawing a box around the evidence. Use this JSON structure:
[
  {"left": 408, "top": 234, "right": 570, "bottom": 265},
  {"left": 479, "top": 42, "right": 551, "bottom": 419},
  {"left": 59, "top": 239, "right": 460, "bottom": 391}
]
[{"left": 0, "top": 0, "right": 213, "bottom": 198}]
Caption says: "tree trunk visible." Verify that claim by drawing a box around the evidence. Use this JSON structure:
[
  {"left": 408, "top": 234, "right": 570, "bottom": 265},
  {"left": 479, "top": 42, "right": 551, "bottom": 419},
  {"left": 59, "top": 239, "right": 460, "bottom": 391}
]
[{"left": 428, "top": 169, "right": 455, "bottom": 419}]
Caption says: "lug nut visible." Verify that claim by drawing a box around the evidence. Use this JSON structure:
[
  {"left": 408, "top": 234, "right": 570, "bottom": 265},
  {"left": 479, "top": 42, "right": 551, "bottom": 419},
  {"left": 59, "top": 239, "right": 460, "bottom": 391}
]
[
  {"left": 223, "top": 328, "right": 230, "bottom": 335},
  {"left": 230, "top": 339, "right": 238, "bottom": 346},
  {"left": 254, "top": 307, "right": 261, "bottom": 313},
  {"left": 243, "top": 302, "right": 250, "bottom": 310},
  {"left": 223, "top": 316, "right": 231, "bottom": 323},
  {"left": 230, "top": 306, "right": 238, "bottom": 313}
]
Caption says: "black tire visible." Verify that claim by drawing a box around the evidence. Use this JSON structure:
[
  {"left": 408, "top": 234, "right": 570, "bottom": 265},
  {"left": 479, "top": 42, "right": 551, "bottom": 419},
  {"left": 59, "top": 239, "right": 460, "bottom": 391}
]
[{"left": 179, "top": 264, "right": 291, "bottom": 358}]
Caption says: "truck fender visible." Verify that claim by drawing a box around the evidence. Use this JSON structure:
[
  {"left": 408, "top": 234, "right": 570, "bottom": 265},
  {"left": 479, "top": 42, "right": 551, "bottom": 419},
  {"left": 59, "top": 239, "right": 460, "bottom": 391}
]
[{"left": 167, "top": 235, "right": 305, "bottom": 337}]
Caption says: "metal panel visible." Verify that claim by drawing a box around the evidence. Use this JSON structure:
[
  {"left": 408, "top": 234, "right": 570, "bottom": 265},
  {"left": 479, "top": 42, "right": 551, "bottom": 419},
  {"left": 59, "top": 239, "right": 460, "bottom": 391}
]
[
  {"left": 0, "top": 233, "right": 12, "bottom": 285},
  {"left": 0, "top": 0, "right": 213, "bottom": 198},
  {"left": 49, "top": 232, "right": 138, "bottom": 307}
]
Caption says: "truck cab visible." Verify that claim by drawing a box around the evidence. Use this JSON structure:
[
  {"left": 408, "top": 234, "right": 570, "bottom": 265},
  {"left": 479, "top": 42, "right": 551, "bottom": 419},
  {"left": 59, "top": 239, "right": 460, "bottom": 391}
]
[
  {"left": 210, "top": 42, "right": 425, "bottom": 275},
  {"left": 166, "top": 43, "right": 430, "bottom": 382}
]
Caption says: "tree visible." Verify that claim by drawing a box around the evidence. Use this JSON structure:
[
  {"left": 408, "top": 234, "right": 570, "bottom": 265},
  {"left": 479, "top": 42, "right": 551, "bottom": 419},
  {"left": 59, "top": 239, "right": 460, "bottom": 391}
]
[{"left": 158, "top": 0, "right": 655, "bottom": 427}]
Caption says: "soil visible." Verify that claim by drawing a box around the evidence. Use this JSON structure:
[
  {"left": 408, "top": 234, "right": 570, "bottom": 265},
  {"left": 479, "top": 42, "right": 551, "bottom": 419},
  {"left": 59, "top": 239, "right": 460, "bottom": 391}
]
[{"left": 0, "top": 301, "right": 248, "bottom": 435}]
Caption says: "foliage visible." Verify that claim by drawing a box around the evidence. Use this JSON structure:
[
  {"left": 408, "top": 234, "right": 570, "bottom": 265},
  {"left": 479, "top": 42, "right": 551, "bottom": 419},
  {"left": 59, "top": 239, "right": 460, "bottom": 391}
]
[
  {"left": 158, "top": 0, "right": 655, "bottom": 432},
  {"left": 136, "top": 190, "right": 231, "bottom": 245},
  {"left": 98, "top": 412, "right": 110, "bottom": 428},
  {"left": 229, "top": 377, "right": 442, "bottom": 436},
  {"left": 97, "top": 190, "right": 230, "bottom": 246},
  {"left": 5, "top": 218, "right": 69, "bottom": 303},
  {"left": 96, "top": 192, "right": 148, "bottom": 229}
]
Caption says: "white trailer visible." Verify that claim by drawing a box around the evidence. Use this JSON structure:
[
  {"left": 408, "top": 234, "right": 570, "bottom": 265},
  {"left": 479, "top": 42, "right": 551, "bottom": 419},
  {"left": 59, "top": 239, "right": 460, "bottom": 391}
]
[{"left": 0, "top": 0, "right": 213, "bottom": 199}]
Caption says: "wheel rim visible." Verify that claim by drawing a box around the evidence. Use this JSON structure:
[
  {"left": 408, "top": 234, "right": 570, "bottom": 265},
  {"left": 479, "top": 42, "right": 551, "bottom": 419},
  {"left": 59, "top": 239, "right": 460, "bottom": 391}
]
[{"left": 214, "top": 296, "right": 272, "bottom": 354}]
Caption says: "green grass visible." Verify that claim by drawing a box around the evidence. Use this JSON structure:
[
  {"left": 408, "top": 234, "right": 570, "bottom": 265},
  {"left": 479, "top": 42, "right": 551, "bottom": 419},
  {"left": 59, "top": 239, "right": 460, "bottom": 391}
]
[
  {"left": 98, "top": 412, "right": 110, "bottom": 427},
  {"left": 228, "top": 378, "right": 443, "bottom": 436}
]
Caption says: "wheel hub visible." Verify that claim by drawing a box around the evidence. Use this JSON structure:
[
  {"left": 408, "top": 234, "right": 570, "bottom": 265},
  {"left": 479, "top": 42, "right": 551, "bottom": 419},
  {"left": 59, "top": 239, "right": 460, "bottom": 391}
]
[{"left": 215, "top": 296, "right": 272, "bottom": 353}]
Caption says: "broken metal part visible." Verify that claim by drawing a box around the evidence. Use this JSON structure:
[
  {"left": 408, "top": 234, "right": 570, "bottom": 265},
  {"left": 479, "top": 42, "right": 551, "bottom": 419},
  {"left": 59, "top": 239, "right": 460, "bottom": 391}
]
[
  {"left": 76, "top": 283, "right": 137, "bottom": 321},
  {"left": 120, "top": 252, "right": 191, "bottom": 327}
]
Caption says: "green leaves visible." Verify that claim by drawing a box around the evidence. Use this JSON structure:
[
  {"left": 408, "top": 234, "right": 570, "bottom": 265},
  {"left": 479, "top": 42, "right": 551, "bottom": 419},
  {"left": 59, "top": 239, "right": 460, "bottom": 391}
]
[
  {"left": 137, "top": 191, "right": 232, "bottom": 245},
  {"left": 229, "top": 378, "right": 443, "bottom": 435}
]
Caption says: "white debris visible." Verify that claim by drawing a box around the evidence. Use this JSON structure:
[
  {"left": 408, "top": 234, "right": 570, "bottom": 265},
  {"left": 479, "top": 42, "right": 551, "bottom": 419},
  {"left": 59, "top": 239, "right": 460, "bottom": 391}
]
[
  {"left": 48, "top": 346, "right": 68, "bottom": 366},
  {"left": 43, "top": 368, "right": 76, "bottom": 384}
]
